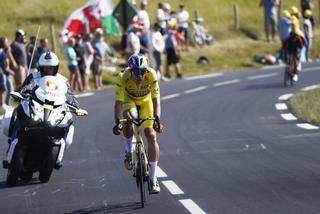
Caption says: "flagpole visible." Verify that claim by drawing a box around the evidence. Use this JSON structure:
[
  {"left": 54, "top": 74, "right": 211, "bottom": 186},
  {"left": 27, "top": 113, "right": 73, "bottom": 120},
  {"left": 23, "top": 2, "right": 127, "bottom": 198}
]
[
  {"left": 122, "top": 0, "right": 128, "bottom": 31},
  {"left": 28, "top": 26, "right": 41, "bottom": 75}
]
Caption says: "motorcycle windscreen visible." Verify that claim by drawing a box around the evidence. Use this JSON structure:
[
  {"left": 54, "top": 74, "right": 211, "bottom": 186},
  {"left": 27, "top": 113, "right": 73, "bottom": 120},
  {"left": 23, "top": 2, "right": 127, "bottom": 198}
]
[{"left": 34, "top": 76, "right": 68, "bottom": 106}]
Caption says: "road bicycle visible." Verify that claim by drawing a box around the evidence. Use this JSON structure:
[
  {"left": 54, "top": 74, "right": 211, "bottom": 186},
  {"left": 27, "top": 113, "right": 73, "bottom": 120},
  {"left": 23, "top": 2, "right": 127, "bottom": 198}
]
[
  {"left": 118, "top": 108, "right": 157, "bottom": 208},
  {"left": 284, "top": 53, "right": 299, "bottom": 87}
]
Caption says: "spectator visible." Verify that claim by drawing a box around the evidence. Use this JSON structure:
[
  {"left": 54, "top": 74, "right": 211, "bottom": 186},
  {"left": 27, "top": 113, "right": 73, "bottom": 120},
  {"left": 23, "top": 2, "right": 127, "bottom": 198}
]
[
  {"left": 26, "top": 35, "right": 37, "bottom": 73},
  {"left": 177, "top": 3, "right": 190, "bottom": 51},
  {"left": 36, "top": 38, "right": 49, "bottom": 63},
  {"left": 74, "top": 35, "right": 87, "bottom": 91},
  {"left": 83, "top": 33, "right": 94, "bottom": 91},
  {"left": 137, "top": 1, "right": 150, "bottom": 31},
  {"left": 156, "top": 2, "right": 166, "bottom": 34},
  {"left": 65, "top": 37, "right": 82, "bottom": 92},
  {"left": 290, "top": 6, "right": 301, "bottom": 32},
  {"left": 124, "top": 23, "right": 141, "bottom": 58},
  {"left": 165, "top": 21, "right": 183, "bottom": 79},
  {"left": 91, "top": 28, "right": 113, "bottom": 89},
  {"left": 0, "top": 37, "right": 16, "bottom": 108},
  {"left": 151, "top": 23, "right": 166, "bottom": 81},
  {"left": 279, "top": 10, "right": 292, "bottom": 61},
  {"left": 301, "top": 0, "right": 314, "bottom": 26},
  {"left": 169, "top": 11, "right": 178, "bottom": 27},
  {"left": 11, "top": 29, "right": 27, "bottom": 89},
  {"left": 139, "top": 25, "right": 150, "bottom": 57},
  {"left": 303, "top": 9, "right": 313, "bottom": 61},
  {"left": 137, "top": 1, "right": 152, "bottom": 57},
  {"left": 163, "top": 3, "right": 171, "bottom": 24},
  {"left": 259, "top": 0, "right": 279, "bottom": 42}
]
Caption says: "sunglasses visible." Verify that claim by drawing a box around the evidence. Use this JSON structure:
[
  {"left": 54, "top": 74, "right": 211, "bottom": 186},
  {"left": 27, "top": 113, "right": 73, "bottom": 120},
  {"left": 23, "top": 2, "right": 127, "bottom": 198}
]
[{"left": 132, "top": 67, "right": 147, "bottom": 76}]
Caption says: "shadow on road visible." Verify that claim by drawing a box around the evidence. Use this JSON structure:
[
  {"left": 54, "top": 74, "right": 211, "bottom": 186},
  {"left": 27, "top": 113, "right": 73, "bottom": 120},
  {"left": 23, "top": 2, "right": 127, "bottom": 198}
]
[
  {"left": 241, "top": 82, "right": 284, "bottom": 90},
  {"left": 0, "top": 179, "right": 41, "bottom": 189},
  {"left": 66, "top": 202, "right": 142, "bottom": 214}
]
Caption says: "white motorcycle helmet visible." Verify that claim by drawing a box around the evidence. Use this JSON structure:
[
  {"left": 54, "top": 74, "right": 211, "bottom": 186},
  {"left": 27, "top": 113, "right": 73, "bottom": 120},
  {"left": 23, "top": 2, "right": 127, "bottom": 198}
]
[{"left": 38, "top": 52, "right": 59, "bottom": 76}]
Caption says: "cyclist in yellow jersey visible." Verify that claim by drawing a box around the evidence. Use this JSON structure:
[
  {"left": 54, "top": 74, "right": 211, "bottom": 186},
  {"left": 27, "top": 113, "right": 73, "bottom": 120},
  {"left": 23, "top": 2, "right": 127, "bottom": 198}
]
[{"left": 113, "top": 53, "right": 163, "bottom": 193}]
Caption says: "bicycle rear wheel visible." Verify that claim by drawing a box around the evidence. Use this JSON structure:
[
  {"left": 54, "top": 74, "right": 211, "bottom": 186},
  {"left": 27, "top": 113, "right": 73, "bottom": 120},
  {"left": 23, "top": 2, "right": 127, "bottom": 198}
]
[{"left": 136, "top": 145, "right": 146, "bottom": 208}]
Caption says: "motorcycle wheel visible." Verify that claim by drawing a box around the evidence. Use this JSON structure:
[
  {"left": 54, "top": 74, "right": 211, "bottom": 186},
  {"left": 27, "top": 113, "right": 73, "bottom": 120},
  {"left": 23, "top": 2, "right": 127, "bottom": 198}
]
[
  {"left": 191, "top": 31, "right": 204, "bottom": 48},
  {"left": 20, "top": 171, "right": 33, "bottom": 180},
  {"left": 6, "top": 145, "right": 25, "bottom": 186},
  {"left": 39, "top": 145, "right": 60, "bottom": 183}
]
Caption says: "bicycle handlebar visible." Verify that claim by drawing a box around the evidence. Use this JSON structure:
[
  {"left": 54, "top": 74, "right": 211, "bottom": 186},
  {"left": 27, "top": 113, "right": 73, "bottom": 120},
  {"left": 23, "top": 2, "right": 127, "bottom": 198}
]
[{"left": 118, "top": 117, "right": 156, "bottom": 127}]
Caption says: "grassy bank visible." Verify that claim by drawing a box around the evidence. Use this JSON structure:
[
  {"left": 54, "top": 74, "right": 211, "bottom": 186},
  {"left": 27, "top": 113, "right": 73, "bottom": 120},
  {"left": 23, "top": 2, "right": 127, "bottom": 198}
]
[
  {"left": 0, "top": 0, "right": 319, "bottom": 77},
  {"left": 290, "top": 88, "right": 320, "bottom": 126}
]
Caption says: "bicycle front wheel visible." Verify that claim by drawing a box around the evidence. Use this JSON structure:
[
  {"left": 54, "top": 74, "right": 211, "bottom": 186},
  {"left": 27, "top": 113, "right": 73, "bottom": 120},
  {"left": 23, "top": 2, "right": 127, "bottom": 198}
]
[{"left": 137, "top": 145, "right": 146, "bottom": 208}]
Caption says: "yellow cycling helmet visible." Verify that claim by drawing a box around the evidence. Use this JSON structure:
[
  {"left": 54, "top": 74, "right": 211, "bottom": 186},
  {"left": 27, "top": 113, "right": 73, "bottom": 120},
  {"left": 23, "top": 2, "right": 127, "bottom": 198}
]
[
  {"left": 304, "top": 9, "right": 312, "bottom": 18},
  {"left": 290, "top": 6, "right": 299, "bottom": 15},
  {"left": 167, "top": 20, "right": 175, "bottom": 28},
  {"left": 282, "top": 10, "right": 291, "bottom": 19}
]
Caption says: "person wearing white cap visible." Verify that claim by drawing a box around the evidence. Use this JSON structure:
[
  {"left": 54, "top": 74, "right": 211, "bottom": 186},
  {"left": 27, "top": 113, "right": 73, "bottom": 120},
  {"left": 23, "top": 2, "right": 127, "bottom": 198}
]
[
  {"left": 137, "top": 1, "right": 150, "bottom": 31},
  {"left": 177, "top": 3, "right": 190, "bottom": 51},
  {"left": 10, "top": 29, "right": 27, "bottom": 88}
]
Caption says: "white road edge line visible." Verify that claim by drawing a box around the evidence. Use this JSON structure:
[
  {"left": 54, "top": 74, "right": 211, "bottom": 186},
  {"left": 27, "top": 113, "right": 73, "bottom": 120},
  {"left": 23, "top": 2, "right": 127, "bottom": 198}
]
[
  {"left": 301, "top": 84, "right": 320, "bottom": 92},
  {"left": 185, "top": 73, "right": 223, "bottom": 80},
  {"left": 275, "top": 103, "right": 288, "bottom": 110},
  {"left": 184, "top": 86, "right": 208, "bottom": 94},
  {"left": 281, "top": 113, "right": 297, "bottom": 121},
  {"left": 213, "top": 79, "right": 240, "bottom": 87},
  {"left": 179, "top": 199, "right": 207, "bottom": 214},
  {"left": 261, "top": 64, "right": 285, "bottom": 70},
  {"left": 162, "top": 180, "right": 184, "bottom": 195},
  {"left": 161, "top": 93, "right": 180, "bottom": 100},
  {"left": 301, "top": 66, "right": 320, "bottom": 73},
  {"left": 156, "top": 166, "right": 168, "bottom": 178},
  {"left": 296, "top": 123, "right": 319, "bottom": 130},
  {"left": 278, "top": 94, "right": 293, "bottom": 101},
  {"left": 248, "top": 73, "right": 278, "bottom": 80}
]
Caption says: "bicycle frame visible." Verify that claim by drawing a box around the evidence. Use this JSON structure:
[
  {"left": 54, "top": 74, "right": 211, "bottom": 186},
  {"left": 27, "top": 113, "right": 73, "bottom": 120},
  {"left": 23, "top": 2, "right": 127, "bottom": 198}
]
[
  {"left": 118, "top": 116, "right": 156, "bottom": 208},
  {"left": 284, "top": 52, "right": 299, "bottom": 87}
]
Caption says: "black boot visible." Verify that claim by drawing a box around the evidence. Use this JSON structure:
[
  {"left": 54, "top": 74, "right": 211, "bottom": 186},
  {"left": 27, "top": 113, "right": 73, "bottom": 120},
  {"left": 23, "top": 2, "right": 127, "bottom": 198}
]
[
  {"left": 54, "top": 161, "right": 63, "bottom": 170},
  {"left": 2, "top": 160, "right": 10, "bottom": 169}
]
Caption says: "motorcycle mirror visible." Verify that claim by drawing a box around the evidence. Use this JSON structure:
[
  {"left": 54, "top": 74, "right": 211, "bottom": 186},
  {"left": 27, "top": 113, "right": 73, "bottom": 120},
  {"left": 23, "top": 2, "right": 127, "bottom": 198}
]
[
  {"left": 75, "top": 109, "right": 88, "bottom": 117},
  {"left": 10, "top": 91, "right": 24, "bottom": 100}
]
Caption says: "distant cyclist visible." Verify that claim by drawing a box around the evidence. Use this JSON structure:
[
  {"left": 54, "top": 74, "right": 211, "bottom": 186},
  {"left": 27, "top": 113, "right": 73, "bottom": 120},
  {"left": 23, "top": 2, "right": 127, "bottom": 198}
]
[
  {"left": 113, "top": 53, "right": 164, "bottom": 194},
  {"left": 283, "top": 29, "right": 306, "bottom": 81}
]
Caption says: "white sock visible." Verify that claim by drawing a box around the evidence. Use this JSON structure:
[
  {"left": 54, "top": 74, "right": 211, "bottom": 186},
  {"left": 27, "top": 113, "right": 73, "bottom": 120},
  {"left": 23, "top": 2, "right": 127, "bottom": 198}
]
[
  {"left": 149, "top": 161, "right": 158, "bottom": 182},
  {"left": 123, "top": 137, "right": 132, "bottom": 153}
]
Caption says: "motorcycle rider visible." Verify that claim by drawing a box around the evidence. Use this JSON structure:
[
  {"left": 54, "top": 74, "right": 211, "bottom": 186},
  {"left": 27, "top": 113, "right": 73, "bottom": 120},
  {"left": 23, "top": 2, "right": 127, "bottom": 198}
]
[{"left": 3, "top": 52, "right": 80, "bottom": 169}]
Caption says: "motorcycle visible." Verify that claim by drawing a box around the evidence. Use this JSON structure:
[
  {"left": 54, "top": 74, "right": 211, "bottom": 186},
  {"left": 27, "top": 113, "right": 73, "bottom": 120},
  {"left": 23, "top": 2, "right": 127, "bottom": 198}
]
[
  {"left": 190, "top": 17, "right": 214, "bottom": 48},
  {"left": 2, "top": 76, "right": 87, "bottom": 186}
]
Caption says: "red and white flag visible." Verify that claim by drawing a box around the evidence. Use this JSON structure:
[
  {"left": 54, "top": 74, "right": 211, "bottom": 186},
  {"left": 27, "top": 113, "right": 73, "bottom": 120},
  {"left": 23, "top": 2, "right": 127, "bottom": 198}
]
[{"left": 59, "top": 0, "right": 119, "bottom": 43}]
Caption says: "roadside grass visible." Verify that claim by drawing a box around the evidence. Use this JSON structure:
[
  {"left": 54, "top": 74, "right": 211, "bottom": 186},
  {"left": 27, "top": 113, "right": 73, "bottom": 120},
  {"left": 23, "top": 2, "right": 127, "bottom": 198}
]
[
  {"left": 290, "top": 88, "right": 320, "bottom": 126},
  {"left": 1, "top": 0, "right": 313, "bottom": 78}
]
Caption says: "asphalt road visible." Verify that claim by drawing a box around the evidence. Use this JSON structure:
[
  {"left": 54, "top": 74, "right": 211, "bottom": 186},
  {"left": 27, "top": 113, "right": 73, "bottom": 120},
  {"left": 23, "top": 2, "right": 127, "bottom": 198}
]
[{"left": 0, "top": 63, "right": 320, "bottom": 214}]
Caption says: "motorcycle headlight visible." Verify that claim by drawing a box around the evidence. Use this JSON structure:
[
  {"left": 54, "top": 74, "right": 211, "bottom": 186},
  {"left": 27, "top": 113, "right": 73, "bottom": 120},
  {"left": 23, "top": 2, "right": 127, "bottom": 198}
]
[
  {"left": 33, "top": 115, "right": 40, "bottom": 121},
  {"left": 49, "top": 120, "right": 56, "bottom": 126}
]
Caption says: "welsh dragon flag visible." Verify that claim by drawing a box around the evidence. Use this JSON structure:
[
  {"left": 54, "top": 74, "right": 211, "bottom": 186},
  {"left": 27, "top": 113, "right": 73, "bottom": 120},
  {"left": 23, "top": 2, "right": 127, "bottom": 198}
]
[{"left": 59, "top": 0, "right": 120, "bottom": 43}]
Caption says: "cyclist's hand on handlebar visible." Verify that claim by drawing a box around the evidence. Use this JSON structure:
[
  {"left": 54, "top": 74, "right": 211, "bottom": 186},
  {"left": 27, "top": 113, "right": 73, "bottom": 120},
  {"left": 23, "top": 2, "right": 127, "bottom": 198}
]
[
  {"left": 153, "top": 116, "right": 164, "bottom": 133},
  {"left": 112, "top": 119, "right": 123, "bottom": 135}
]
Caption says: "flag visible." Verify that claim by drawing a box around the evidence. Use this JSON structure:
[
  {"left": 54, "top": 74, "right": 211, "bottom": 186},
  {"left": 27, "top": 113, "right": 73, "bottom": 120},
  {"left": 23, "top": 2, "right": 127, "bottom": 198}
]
[{"left": 59, "top": 0, "right": 120, "bottom": 43}]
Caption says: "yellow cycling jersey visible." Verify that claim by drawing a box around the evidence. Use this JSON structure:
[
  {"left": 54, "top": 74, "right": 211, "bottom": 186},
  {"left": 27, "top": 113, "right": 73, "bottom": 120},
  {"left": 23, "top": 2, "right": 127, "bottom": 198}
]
[{"left": 115, "top": 67, "right": 160, "bottom": 101}]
